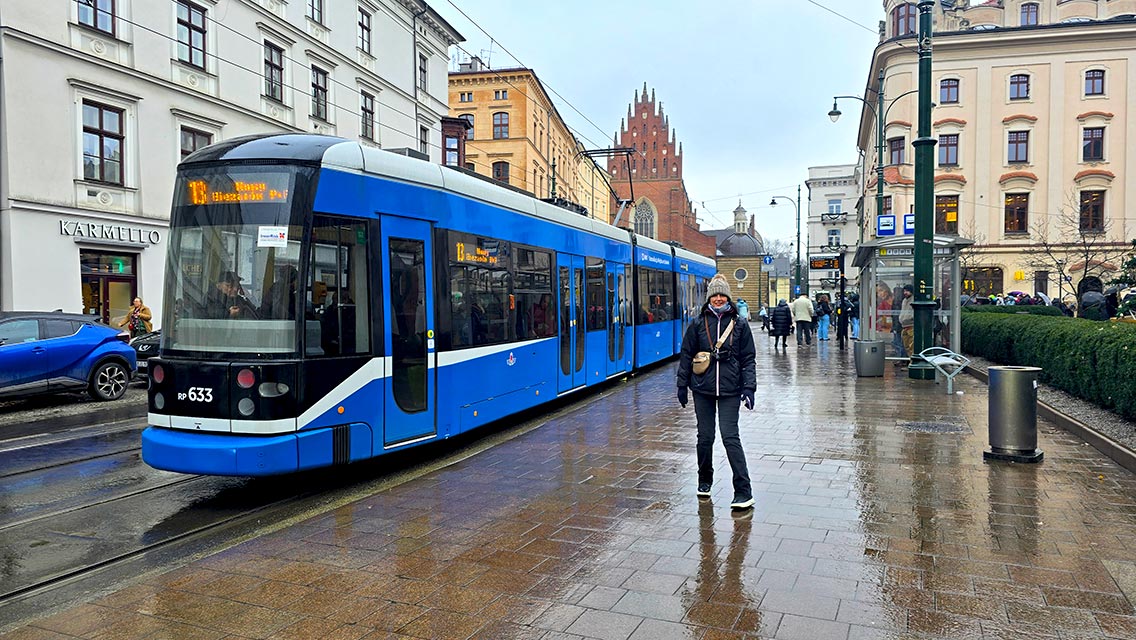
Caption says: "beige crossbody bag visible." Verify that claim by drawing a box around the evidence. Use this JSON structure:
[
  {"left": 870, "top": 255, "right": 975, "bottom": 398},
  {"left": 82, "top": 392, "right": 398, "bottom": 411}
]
[{"left": 692, "top": 317, "right": 735, "bottom": 375}]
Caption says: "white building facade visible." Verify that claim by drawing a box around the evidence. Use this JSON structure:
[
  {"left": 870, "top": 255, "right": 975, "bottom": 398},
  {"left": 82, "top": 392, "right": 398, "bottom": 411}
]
[
  {"left": 0, "top": 0, "right": 461, "bottom": 327},
  {"left": 806, "top": 164, "right": 862, "bottom": 296}
]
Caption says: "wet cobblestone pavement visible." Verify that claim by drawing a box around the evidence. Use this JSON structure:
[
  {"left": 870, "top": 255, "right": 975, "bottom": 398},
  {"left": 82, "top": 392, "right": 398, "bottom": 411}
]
[{"left": 8, "top": 336, "right": 1136, "bottom": 639}]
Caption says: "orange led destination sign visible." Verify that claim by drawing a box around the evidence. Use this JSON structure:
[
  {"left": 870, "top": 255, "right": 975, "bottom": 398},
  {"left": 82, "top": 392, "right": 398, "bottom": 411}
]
[
  {"left": 185, "top": 175, "right": 291, "bottom": 205},
  {"left": 454, "top": 242, "right": 499, "bottom": 265}
]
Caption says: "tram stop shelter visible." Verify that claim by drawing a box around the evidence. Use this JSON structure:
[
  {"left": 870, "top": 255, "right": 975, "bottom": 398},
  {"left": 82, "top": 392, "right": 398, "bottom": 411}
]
[{"left": 851, "top": 235, "right": 973, "bottom": 359}]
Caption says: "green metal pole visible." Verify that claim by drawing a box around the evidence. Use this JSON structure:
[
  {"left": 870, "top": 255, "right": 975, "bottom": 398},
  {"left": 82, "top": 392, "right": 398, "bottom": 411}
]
[
  {"left": 910, "top": 0, "right": 937, "bottom": 380},
  {"left": 798, "top": 185, "right": 806, "bottom": 296},
  {"left": 876, "top": 69, "right": 885, "bottom": 232}
]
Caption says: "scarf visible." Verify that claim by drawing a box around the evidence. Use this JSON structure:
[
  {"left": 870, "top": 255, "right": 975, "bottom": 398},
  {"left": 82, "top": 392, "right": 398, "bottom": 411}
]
[{"left": 709, "top": 302, "right": 732, "bottom": 318}]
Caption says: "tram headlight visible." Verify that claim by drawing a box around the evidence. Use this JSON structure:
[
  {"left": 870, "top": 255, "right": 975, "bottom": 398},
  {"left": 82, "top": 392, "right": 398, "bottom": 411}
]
[
  {"left": 258, "top": 382, "right": 290, "bottom": 398},
  {"left": 237, "top": 398, "right": 255, "bottom": 416},
  {"left": 154, "top": 392, "right": 165, "bottom": 410}
]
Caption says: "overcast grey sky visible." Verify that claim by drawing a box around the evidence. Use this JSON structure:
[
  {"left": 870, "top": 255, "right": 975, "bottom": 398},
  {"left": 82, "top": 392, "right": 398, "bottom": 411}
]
[{"left": 432, "top": 1, "right": 885, "bottom": 247}]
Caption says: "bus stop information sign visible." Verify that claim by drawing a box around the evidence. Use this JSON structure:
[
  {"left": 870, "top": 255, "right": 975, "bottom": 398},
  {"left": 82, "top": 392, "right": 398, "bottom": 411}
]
[{"left": 810, "top": 256, "right": 839, "bottom": 270}]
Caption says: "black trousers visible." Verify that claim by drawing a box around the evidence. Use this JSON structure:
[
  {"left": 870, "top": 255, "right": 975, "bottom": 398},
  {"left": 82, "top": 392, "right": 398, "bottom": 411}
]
[
  {"left": 693, "top": 392, "right": 752, "bottom": 501},
  {"left": 795, "top": 320, "right": 812, "bottom": 344}
]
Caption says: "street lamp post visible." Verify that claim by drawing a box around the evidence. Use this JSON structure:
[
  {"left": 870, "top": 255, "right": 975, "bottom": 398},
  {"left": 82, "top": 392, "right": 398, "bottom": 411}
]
[
  {"left": 908, "top": 0, "right": 938, "bottom": 380},
  {"left": 770, "top": 185, "right": 803, "bottom": 297}
]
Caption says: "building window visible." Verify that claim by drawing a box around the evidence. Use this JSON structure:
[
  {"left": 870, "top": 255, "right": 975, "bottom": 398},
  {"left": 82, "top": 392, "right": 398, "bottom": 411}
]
[
  {"left": 459, "top": 113, "right": 473, "bottom": 140},
  {"left": 311, "top": 67, "right": 328, "bottom": 120},
  {"left": 634, "top": 201, "right": 655, "bottom": 238},
  {"left": 360, "top": 91, "right": 375, "bottom": 141},
  {"left": 78, "top": 0, "right": 115, "bottom": 35},
  {"left": 307, "top": 0, "right": 323, "bottom": 24},
  {"left": 1021, "top": 2, "right": 1039, "bottom": 26},
  {"left": 1008, "top": 131, "right": 1029, "bottom": 163},
  {"left": 935, "top": 195, "right": 959, "bottom": 234},
  {"left": 939, "top": 133, "right": 959, "bottom": 166},
  {"left": 357, "top": 9, "right": 371, "bottom": 54},
  {"left": 940, "top": 79, "right": 959, "bottom": 104},
  {"left": 1009, "top": 74, "right": 1030, "bottom": 100},
  {"left": 1085, "top": 69, "right": 1105, "bottom": 96},
  {"left": 1083, "top": 127, "right": 1104, "bottom": 161},
  {"left": 179, "top": 127, "right": 212, "bottom": 160},
  {"left": 176, "top": 1, "right": 207, "bottom": 69},
  {"left": 465, "top": 162, "right": 474, "bottom": 171},
  {"left": 459, "top": 92, "right": 472, "bottom": 102},
  {"left": 492, "top": 112, "right": 509, "bottom": 139},
  {"left": 418, "top": 54, "right": 428, "bottom": 92},
  {"left": 882, "top": 195, "right": 893, "bottom": 217},
  {"left": 1080, "top": 190, "right": 1105, "bottom": 233},
  {"left": 827, "top": 229, "right": 841, "bottom": 246},
  {"left": 888, "top": 137, "right": 905, "bottom": 165},
  {"left": 492, "top": 161, "right": 509, "bottom": 184},
  {"left": 264, "top": 42, "right": 284, "bottom": 102},
  {"left": 444, "top": 135, "right": 459, "bottom": 166},
  {"left": 1004, "top": 193, "right": 1029, "bottom": 234},
  {"left": 827, "top": 199, "right": 842, "bottom": 215},
  {"left": 494, "top": 89, "right": 508, "bottom": 100},
  {"left": 82, "top": 101, "right": 124, "bottom": 185},
  {"left": 419, "top": 127, "right": 429, "bottom": 156},
  {"left": 891, "top": 3, "right": 917, "bottom": 36}
]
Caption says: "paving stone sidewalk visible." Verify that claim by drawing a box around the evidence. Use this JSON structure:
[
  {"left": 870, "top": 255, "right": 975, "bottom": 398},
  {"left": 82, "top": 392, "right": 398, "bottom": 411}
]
[{"left": 6, "top": 335, "right": 1136, "bottom": 639}]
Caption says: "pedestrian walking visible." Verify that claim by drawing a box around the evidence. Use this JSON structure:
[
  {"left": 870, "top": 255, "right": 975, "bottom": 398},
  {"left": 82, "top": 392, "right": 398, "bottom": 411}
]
[
  {"left": 676, "top": 274, "right": 755, "bottom": 511},
  {"left": 769, "top": 299, "right": 793, "bottom": 349},
  {"left": 849, "top": 293, "right": 861, "bottom": 339},
  {"left": 815, "top": 294, "right": 832, "bottom": 341},
  {"left": 119, "top": 297, "right": 153, "bottom": 338},
  {"left": 898, "top": 284, "right": 914, "bottom": 359},
  {"left": 790, "top": 293, "right": 815, "bottom": 346},
  {"left": 758, "top": 304, "right": 769, "bottom": 332}
]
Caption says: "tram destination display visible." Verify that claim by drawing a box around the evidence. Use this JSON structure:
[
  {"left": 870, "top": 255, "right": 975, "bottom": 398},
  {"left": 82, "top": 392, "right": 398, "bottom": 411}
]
[{"left": 182, "top": 171, "right": 292, "bottom": 205}]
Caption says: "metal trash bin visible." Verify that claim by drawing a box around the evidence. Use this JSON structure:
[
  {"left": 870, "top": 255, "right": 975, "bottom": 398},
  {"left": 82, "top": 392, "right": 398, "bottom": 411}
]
[
  {"left": 984, "top": 366, "right": 1044, "bottom": 463},
  {"left": 854, "top": 340, "right": 885, "bottom": 377}
]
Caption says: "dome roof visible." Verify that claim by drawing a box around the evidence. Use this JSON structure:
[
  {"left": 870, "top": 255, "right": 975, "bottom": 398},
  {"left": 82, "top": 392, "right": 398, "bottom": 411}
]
[{"left": 717, "top": 232, "right": 764, "bottom": 256}]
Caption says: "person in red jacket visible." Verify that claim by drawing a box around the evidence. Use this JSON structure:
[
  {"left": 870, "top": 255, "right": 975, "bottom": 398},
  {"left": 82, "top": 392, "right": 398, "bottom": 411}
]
[{"left": 675, "top": 274, "right": 756, "bottom": 511}]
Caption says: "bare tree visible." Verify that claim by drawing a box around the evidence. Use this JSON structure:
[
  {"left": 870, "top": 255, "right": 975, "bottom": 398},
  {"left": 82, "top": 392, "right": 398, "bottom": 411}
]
[
  {"left": 762, "top": 237, "right": 794, "bottom": 258},
  {"left": 957, "top": 218, "right": 989, "bottom": 298},
  {"left": 1023, "top": 192, "right": 1130, "bottom": 303}
]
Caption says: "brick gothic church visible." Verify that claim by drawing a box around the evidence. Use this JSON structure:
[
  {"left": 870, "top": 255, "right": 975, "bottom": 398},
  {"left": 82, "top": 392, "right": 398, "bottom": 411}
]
[{"left": 608, "top": 84, "right": 715, "bottom": 258}]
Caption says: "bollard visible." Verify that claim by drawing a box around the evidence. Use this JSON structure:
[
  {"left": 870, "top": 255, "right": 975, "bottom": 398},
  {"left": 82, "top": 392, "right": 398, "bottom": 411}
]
[
  {"left": 984, "top": 366, "right": 1044, "bottom": 463},
  {"left": 854, "top": 340, "right": 885, "bottom": 377}
]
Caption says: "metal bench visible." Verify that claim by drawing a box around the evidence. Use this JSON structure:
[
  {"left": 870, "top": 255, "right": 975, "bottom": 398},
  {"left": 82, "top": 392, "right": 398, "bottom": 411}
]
[{"left": 918, "top": 347, "right": 971, "bottom": 394}]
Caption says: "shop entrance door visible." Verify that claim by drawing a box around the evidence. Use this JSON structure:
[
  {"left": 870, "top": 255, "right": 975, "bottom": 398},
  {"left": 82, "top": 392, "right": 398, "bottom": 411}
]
[{"left": 80, "top": 251, "right": 137, "bottom": 326}]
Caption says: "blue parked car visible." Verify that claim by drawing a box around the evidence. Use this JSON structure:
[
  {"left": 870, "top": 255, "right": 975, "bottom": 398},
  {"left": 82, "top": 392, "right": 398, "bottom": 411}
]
[{"left": 0, "top": 311, "right": 137, "bottom": 401}]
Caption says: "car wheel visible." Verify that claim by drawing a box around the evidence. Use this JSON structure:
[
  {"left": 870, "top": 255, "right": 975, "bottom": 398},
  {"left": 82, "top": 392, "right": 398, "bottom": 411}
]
[{"left": 89, "top": 361, "right": 129, "bottom": 401}]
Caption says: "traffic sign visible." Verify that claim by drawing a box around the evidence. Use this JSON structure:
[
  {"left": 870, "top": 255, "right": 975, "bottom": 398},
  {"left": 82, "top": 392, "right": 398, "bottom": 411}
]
[
  {"left": 762, "top": 255, "right": 774, "bottom": 265},
  {"left": 794, "top": 285, "right": 801, "bottom": 295}
]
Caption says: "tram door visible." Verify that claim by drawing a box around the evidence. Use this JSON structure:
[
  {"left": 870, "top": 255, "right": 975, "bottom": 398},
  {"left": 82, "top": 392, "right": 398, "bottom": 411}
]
[
  {"left": 606, "top": 263, "right": 628, "bottom": 378},
  {"left": 557, "top": 254, "right": 586, "bottom": 393},
  {"left": 676, "top": 273, "right": 690, "bottom": 354},
  {"left": 380, "top": 216, "right": 436, "bottom": 447}
]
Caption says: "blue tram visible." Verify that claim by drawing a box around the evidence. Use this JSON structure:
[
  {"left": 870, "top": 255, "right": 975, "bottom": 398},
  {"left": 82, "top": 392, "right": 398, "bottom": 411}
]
[{"left": 142, "top": 134, "right": 715, "bottom": 476}]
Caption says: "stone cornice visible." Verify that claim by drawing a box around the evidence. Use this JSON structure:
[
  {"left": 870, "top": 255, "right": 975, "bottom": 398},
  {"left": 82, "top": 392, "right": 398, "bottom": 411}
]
[
  {"left": 1002, "top": 114, "right": 1038, "bottom": 124},
  {"left": 935, "top": 173, "right": 967, "bottom": 184},
  {"left": 1073, "top": 169, "right": 1115, "bottom": 182},
  {"left": 1076, "top": 110, "right": 1114, "bottom": 121},
  {"left": 999, "top": 171, "right": 1038, "bottom": 184},
  {"left": 934, "top": 117, "right": 967, "bottom": 127},
  {"left": 885, "top": 120, "right": 912, "bottom": 129}
]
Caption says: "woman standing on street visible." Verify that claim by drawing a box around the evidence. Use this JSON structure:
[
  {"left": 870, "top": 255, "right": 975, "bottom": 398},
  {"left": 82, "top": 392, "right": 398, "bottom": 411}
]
[
  {"left": 119, "top": 297, "right": 153, "bottom": 338},
  {"left": 676, "top": 274, "right": 756, "bottom": 511}
]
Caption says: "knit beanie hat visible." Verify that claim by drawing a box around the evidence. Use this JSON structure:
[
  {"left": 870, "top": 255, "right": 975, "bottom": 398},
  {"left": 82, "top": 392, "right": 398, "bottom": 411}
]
[{"left": 706, "top": 274, "right": 732, "bottom": 302}]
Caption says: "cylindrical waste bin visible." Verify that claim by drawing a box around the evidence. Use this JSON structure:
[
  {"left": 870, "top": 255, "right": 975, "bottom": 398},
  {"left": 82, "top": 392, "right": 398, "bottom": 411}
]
[
  {"left": 854, "top": 340, "right": 885, "bottom": 377},
  {"left": 984, "top": 366, "right": 1044, "bottom": 463}
]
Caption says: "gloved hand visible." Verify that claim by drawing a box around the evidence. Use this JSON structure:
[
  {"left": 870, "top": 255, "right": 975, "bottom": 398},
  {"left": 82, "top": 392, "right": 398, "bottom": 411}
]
[
  {"left": 741, "top": 390, "right": 754, "bottom": 411},
  {"left": 677, "top": 386, "right": 688, "bottom": 408}
]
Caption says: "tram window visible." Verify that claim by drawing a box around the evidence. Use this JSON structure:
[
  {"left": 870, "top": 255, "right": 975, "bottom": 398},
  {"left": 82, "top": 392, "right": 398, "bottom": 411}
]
[
  {"left": 514, "top": 247, "right": 553, "bottom": 339},
  {"left": 585, "top": 258, "right": 606, "bottom": 331},
  {"left": 449, "top": 231, "right": 512, "bottom": 348},
  {"left": 307, "top": 216, "right": 370, "bottom": 357},
  {"left": 637, "top": 267, "right": 671, "bottom": 324}
]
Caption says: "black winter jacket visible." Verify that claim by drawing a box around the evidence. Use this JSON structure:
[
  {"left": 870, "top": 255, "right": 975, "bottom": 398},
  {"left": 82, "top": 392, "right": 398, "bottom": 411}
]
[
  {"left": 676, "top": 304, "right": 756, "bottom": 397},
  {"left": 769, "top": 303, "right": 794, "bottom": 337}
]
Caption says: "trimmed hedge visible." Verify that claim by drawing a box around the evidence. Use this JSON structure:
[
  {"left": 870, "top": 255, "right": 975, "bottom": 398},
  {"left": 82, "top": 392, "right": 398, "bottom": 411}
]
[
  {"left": 961, "top": 305, "right": 1064, "bottom": 317},
  {"left": 961, "top": 313, "right": 1136, "bottom": 420}
]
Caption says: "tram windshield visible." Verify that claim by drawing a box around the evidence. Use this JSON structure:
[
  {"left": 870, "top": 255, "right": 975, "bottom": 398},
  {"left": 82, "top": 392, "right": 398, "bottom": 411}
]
[{"left": 162, "top": 165, "right": 311, "bottom": 354}]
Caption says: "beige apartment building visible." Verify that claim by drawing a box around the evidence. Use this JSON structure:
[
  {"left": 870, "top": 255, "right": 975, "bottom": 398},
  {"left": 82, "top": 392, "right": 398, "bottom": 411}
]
[
  {"left": 448, "top": 62, "right": 610, "bottom": 222},
  {"left": 853, "top": 0, "right": 1136, "bottom": 300}
]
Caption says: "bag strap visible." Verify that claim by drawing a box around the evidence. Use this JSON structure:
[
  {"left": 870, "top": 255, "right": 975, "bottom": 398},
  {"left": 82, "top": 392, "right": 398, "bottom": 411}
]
[
  {"left": 703, "top": 317, "right": 712, "bottom": 345},
  {"left": 714, "top": 319, "right": 735, "bottom": 349}
]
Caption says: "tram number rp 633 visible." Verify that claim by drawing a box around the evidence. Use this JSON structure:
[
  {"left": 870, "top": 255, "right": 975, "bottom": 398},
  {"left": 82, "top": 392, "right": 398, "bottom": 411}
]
[{"left": 181, "top": 387, "right": 214, "bottom": 402}]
